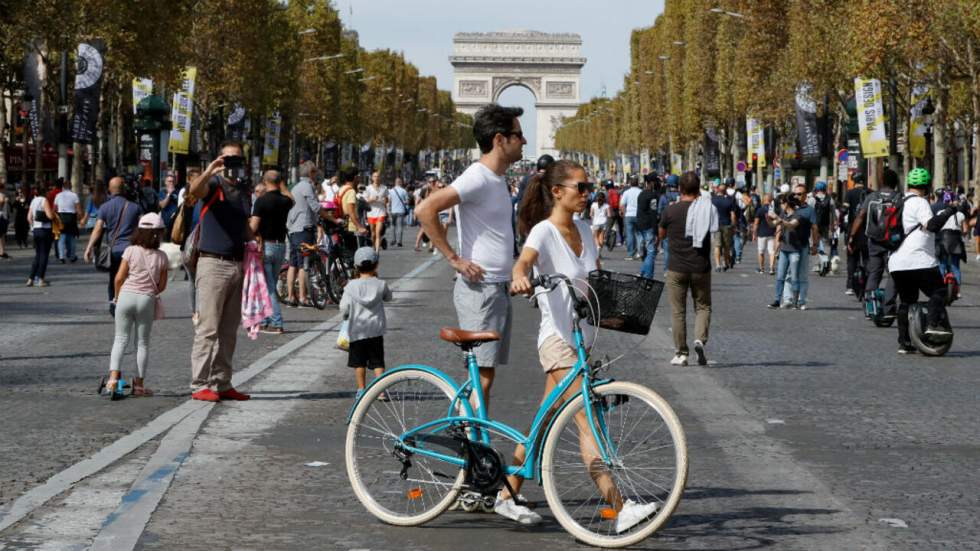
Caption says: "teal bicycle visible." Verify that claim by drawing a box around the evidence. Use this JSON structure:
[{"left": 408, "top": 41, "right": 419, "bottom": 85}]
[{"left": 345, "top": 273, "right": 687, "bottom": 547}]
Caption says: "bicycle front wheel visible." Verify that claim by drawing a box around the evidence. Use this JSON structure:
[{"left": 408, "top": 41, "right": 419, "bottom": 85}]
[
  {"left": 541, "top": 381, "right": 687, "bottom": 548},
  {"left": 276, "top": 266, "right": 291, "bottom": 303},
  {"left": 328, "top": 254, "right": 354, "bottom": 304},
  {"left": 309, "top": 256, "right": 329, "bottom": 309},
  {"left": 345, "top": 368, "right": 466, "bottom": 526}
]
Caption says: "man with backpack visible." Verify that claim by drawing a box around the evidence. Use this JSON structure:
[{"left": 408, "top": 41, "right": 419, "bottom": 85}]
[
  {"left": 843, "top": 172, "right": 869, "bottom": 294},
  {"left": 605, "top": 180, "right": 622, "bottom": 247},
  {"left": 809, "top": 181, "right": 837, "bottom": 275},
  {"left": 636, "top": 176, "right": 660, "bottom": 278},
  {"left": 887, "top": 168, "right": 963, "bottom": 353},
  {"left": 849, "top": 169, "right": 899, "bottom": 313}
]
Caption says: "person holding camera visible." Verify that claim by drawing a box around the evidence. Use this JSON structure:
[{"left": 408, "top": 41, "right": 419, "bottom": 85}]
[
  {"left": 185, "top": 141, "right": 255, "bottom": 402},
  {"left": 85, "top": 176, "right": 141, "bottom": 314},
  {"left": 769, "top": 191, "right": 812, "bottom": 309}
]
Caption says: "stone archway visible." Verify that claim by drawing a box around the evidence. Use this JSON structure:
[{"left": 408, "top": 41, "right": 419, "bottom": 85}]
[{"left": 450, "top": 31, "right": 585, "bottom": 159}]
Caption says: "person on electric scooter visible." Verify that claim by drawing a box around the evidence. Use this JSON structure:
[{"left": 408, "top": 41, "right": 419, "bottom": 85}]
[
  {"left": 850, "top": 168, "right": 900, "bottom": 317},
  {"left": 889, "top": 168, "right": 965, "bottom": 354},
  {"left": 808, "top": 181, "right": 837, "bottom": 276}
]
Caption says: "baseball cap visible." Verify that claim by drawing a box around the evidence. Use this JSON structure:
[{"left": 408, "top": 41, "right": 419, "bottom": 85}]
[
  {"left": 138, "top": 212, "right": 164, "bottom": 229},
  {"left": 665, "top": 174, "right": 679, "bottom": 188},
  {"left": 354, "top": 246, "right": 379, "bottom": 268},
  {"left": 814, "top": 181, "right": 827, "bottom": 191}
]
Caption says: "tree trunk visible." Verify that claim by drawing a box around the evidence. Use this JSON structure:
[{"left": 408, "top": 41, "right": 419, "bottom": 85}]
[
  {"left": 71, "top": 141, "right": 84, "bottom": 190},
  {"left": 0, "top": 88, "right": 7, "bottom": 186}
]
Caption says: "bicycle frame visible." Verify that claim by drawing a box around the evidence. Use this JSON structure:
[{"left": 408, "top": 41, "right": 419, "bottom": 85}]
[{"left": 349, "top": 319, "right": 618, "bottom": 484}]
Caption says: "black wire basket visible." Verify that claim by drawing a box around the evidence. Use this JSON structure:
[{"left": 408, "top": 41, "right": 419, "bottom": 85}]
[{"left": 585, "top": 270, "right": 664, "bottom": 335}]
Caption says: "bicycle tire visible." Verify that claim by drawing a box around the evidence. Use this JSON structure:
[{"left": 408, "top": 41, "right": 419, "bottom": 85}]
[
  {"left": 541, "top": 381, "right": 687, "bottom": 548},
  {"left": 328, "top": 254, "right": 354, "bottom": 304},
  {"left": 276, "top": 266, "right": 292, "bottom": 304},
  {"left": 345, "top": 368, "right": 466, "bottom": 526},
  {"left": 309, "top": 256, "right": 329, "bottom": 310}
]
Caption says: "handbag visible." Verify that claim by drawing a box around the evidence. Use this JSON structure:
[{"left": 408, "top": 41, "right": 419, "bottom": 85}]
[
  {"left": 170, "top": 196, "right": 196, "bottom": 245},
  {"left": 96, "top": 202, "right": 129, "bottom": 272},
  {"left": 181, "top": 187, "right": 223, "bottom": 274}
]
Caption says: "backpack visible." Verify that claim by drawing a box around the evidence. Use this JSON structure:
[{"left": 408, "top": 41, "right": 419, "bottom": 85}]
[
  {"left": 607, "top": 189, "right": 620, "bottom": 210},
  {"left": 813, "top": 195, "right": 832, "bottom": 230},
  {"left": 138, "top": 186, "right": 160, "bottom": 214},
  {"left": 865, "top": 191, "right": 907, "bottom": 251},
  {"left": 334, "top": 183, "right": 354, "bottom": 220}
]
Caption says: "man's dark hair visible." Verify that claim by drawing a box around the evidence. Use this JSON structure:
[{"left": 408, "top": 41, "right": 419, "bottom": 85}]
[
  {"left": 679, "top": 171, "right": 700, "bottom": 196},
  {"left": 536, "top": 154, "right": 555, "bottom": 171},
  {"left": 473, "top": 103, "right": 524, "bottom": 154},
  {"left": 882, "top": 168, "right": 899, "bottom": 189},
  {"left": 219, "top": 140, "right": 244, "bottom": 153},
  {"left": 339, "top": 166, "right": 357, "bottom": 183}
]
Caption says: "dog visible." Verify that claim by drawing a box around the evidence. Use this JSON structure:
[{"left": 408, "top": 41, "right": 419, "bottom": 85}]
[
  {"left": 159, "top": 242, "right": 183, "bottom": 281},
  {"left": 830, "top": 255, "right": 841, "bottom": 275}
]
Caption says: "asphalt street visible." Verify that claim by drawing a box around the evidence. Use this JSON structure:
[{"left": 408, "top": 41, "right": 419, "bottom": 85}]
[{"left": 1, "top": 229, "right": 978, "bottom": 550}]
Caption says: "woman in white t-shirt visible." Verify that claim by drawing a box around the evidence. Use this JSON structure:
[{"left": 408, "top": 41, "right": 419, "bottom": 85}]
[
  {"left": 26, "top": 188, "right": 56, "bottom": 287},
  {"left": 363, "top": 171, "right": 388, "bottom": 252},
  {"left": 589, "top": 191, "right": 610, "bottom": 254}
]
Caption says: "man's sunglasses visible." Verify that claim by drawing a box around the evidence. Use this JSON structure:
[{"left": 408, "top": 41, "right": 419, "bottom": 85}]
[
  {"left": 501, "top": 130, "right": 524, "bottom": 140},
  {"left": 561, "top": 182, "right": 593, "bottom": 194}
]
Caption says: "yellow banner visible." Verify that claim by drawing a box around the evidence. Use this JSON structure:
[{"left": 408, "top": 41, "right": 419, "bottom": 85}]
[
  {"left": 132, "top": 78, "right": 153, "bottom": 115},
  {"left": 746, "top": 118, "right": 766, "bottom": 168},
  {"left": 854, "top": 77, "right": 889, "bottom": 158},
  {"left": 909, "top": 84, "right": 929, "bottom": 159},
  {"left": 262, "top": 113, "right": 282, "bottom": 166},
  {"left": 168, "top": 67, "right": 197, "bottom": 155}
]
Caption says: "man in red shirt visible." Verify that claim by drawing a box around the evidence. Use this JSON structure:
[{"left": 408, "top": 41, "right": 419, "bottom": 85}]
[{"left": 604, "top": 181, "right": 623, "bottom": 246}]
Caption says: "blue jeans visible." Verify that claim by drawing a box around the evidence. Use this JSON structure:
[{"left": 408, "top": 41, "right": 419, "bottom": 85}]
[
  {"left": 733, "top": 230, "right": 743, "bottom": 262},
  {"left": 661, "top": 238, "right": 669, "bottom": 270},
  {"left": 939, "top": 255, "right": 962, "bottom": 284},
  {"left": 58, "top": 232, "right": 77, "bottom": 260},
  {"left": 639, "top": 228, "right": 658, "bottom": 279},
  {"left": 262, "top": 242, "right": 286, "bottom": 328},
  {"left": 774, "top": 250, "right": 800, "bottom": 304},
  {"left": 624, "top": 216, "right": 639, "bottom": 256},
  {"left": 782, "top": 250, "right": 810, "bottom": 304}
]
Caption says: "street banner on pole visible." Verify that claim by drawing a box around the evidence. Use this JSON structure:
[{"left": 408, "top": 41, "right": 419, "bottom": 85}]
[
  {"left": 703, "top": 128, "right": 721, "bottom": 177},
  {"left": 671, "top": 153, "right": 683, "bottom": 175},
  {"left": 640, "top": 151, "right": 650, "bottom": 173},
  {"left": 909, "top": 84, "right": 929, "bottom": 159},
  {"left": 854, "top": 77, "right": 888, "bottom": 158},
  {"left": 168, "top": 67, "right": 197, "bottom": 155},
  {"left": 226, "top": 104, "right": 247, "bottom": 142},
  {"left": 746, "top": 118, "right": 766, "bottom": 168},
  {"left": 132, "top": 78, "right": 153, "bottom": 114},
  {"left": 261, "top": 113, "right": 282, "bottom": 166},
  {"left": 23, "top": 40, "right": 48, "bottom": 142},
  {"left": 795, "top": 83, "right": 821, "bottom": 163},
  {"left": 70, "top": 40, "right": 106, "bottom": 144}
]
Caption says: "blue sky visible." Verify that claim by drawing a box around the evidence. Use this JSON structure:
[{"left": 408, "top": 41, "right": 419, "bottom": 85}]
[{"left": 339, "top": 0, "right": 665, "bottom": 154}]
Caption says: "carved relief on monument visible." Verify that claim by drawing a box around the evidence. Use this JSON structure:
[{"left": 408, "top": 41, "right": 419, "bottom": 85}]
[
  {"left": 492, "top": 76, "right": 541, "bottom": 99},
  {"left": 458, "top": 80, "right": 488, "bottom": 98},
  {"left": 546, "top": 81, "right": 576, "bottom": 99}
]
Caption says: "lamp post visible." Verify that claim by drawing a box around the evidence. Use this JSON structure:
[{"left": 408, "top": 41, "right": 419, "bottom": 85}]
[
  {"left": 921, "top": 97, "right": 935, "bottom": 175},
  {"left": 134, "top": 95, "right": 172, "bottom": 187}
]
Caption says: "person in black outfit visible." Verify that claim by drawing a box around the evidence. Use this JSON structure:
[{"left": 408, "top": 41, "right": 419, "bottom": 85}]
[
  {"left": 843, "top": 172, "right": 869, "bottom": 294},
  {"left": 636, "top": 176, "right": 660, "bottom": 278},
  {"left": 249, "top": 169, "right": 294, "bottom": 334},
  {"left": 710, "top": 182, "right": 737, "bottom": 271},
  {"left": 848, "top": 169, "right": 898, "bottom": 316}
]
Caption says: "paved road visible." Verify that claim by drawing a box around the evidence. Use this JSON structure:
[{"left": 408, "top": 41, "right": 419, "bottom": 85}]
[{"left": 1, "top": 231, "right": 978, "bottom": 550}]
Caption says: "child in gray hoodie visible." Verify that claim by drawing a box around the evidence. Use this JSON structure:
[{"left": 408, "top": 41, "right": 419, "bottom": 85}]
[{"left": 341, "top": 247, "right": 393, "bottom": 399}]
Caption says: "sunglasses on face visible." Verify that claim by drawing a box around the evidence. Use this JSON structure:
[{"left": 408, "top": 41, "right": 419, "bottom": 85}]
[
  {"left": 502, "top": 130, "right": 524, "bottom": 140},
  {"left": 561, "top": 182, "right": 592, "bottom": 194}
]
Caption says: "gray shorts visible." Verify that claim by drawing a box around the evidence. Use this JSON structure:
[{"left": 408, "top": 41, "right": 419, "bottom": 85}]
[{"left": 453, "top": 277, "right": 512, "bottom": 368}]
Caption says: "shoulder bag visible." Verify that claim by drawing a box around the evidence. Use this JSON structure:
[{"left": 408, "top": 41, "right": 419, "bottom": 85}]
[
  {"left": 181, "top": 186, "right": 223, "bottom": 274},
  {"left": 96, "top": 202, "right": 128, "bottom": 272}
]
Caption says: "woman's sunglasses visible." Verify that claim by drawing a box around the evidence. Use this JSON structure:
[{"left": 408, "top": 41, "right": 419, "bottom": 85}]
[{"left": 561, "top": 182, "right": 593, "bottom": 194}]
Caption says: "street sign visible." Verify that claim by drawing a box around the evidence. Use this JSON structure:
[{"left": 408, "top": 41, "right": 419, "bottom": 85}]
[
  {"left": 837, "top": 148, "right": 848, "bottom": 163},
  {"left": 773, "top": 168, "right": 782, "bottom": 180},
  {"left": 735, "top": 160, "right": 747, "bottom": 172}
]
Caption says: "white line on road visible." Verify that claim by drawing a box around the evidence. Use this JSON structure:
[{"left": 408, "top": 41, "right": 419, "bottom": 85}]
[{"left": 0, "top": 256, "right": 439, "bottom": 537}]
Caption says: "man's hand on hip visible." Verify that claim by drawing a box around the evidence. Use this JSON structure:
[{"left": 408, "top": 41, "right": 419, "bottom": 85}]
[{"left": 450, "top": 256, "right": 486, "bottom": 282}]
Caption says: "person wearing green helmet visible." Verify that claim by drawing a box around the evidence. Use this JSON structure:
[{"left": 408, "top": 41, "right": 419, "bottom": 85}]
[{"left": 887, "top": 167, "right": 965, "bottom": 353}]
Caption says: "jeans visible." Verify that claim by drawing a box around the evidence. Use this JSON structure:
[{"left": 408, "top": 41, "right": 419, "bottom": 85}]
[
  {"left": 639, "top": 228, "right": 658, "bottom": 279},
  {"left": 892, "top": 267, "right": 947, "bottom": 347},
  {"left": 774, "top": 250, "right": 800, "bottom": 304},
  {"left": 58, "top": 232, "right": 77, "bottom": 261},
  {"left": 733, "top": 229, "right": 743, "bottom": 262},
  {"left": 262, "top": 242, "right": 286, "bottom": 328},
  {"left": 661, "top": 238, "right": 669, "bottom": 270},
  {"left": 624, "top": 216, "right": 639, "bottom": 256},
  {"left": 939, "top": 255, "right": 962, "bottom": 284},
  {"left": 389, "top": 213, "right": 406, "bottom": 245},
  {"left": 30, "top": 228, "right": 53, "bottom": 280}
]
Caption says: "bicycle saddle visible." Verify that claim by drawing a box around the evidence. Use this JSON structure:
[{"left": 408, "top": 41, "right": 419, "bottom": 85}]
[{"left": 439, "top": 327, "right": 500, "bottom": 344}]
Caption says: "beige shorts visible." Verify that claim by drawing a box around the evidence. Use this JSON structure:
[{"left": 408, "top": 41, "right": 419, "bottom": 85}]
[{"left": 539, "top": 335, "right": 579, "bottom": 373}]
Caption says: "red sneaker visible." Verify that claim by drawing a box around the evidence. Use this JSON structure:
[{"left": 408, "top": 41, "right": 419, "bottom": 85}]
[
  {"left": 218, "top": 388, "right": 251, "bottom": 401},
  {"left": 192, "top": 388, "right": 220, "bottom": 402}
]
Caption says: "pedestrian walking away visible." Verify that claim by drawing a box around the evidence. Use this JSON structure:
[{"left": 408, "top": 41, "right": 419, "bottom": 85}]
[
  {"left": 13, "top": 185, "right": 31, "bottom": 249},
  {"left": 620, "top": 177, "right": 642, "bottom": 259},
  {"left": 340, "top": 247, "right": 393, "bottom": 399},
  {"left": 26, "top": 186, "right": 56, "bottom": 287},
  {"left": 850, "top": 169, "right": 899, "bottom": 313},
  {"left": 250, "top": 169, "right": 294, "bottom": 334},
  {"left": 185, "top": 141, "right": 255, "bottom": 402},
  {"left": 711, "top": 180, "right": 737, "bottom": 271},
  {"left": 387, "top": 177, "right": 410, "bottom": 247},
  {"left": 636, "top": 176, "right": 660, "bottom": 278},
  {"left": 659, "top": 171, "right": 713, "bottom": 366},
  {"left": 105, "top": 213, "right": 169, "bottom": 397},
  {"left": 54, "top": 183, "right": 83, "bottom": 263},
  {"left": 84, "top": 177, "right": 141, "bottom": 315},
  {"left": 415, "top": 103, "right": 525, "bottom": 413}
]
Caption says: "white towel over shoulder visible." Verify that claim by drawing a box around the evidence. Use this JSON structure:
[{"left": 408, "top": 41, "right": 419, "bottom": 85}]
[{"left": 684, "top": 191, "right": 718, "bottom": 249}]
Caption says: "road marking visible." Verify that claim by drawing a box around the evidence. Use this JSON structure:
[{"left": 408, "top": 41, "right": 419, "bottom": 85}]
[
  {"left": 766, "top": 418, "right": 785, "bottom": 424},
  {"left": 0, "top": 256, "right": 439, "bottom": 536},
  {"left": 879, "top": 518, "right": 908, "bottom": 528}
]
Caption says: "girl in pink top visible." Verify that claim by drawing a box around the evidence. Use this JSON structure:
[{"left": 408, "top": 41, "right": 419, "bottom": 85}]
[{"left": 105, "top": 213, "right": 169, "bottom": 397}]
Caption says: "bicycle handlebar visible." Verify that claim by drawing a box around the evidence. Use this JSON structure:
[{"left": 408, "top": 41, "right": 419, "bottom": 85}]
[{"left": 529, "top": 273, "right": 592, "bottom": 320}]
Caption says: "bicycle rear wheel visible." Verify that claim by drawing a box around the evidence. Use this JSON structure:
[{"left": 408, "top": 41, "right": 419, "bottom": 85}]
[
  {"left": 346, "top": 369, "right": 466, "bottom": 526},
  {"left": 328, "top": 254, "right": 354, "bottom": 304},
  {"left": 541, "top": 381, "right": 687, "bottom": 548},
  {"left": 309, "top": 256, "right": 329, "bottom": 309},
  {"left": 276, "top": 266, "right": 291, "bottom": 303}
]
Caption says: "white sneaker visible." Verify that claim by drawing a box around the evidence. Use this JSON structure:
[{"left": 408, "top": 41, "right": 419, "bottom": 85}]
[
  {"left": 615, "top": 499, "right": 659, "bottom": 533},
  {"left": 844, "top": 289, "right": 855, "bottom": 296},
  {"left": 670, "top": 354, "right": 688, "bottom": 366},
  {"left": 494, "top": 495, "right": 542, "bottom": 525},
  {"left": 693, "top": 340, "right": 708, "bottom": 366}
]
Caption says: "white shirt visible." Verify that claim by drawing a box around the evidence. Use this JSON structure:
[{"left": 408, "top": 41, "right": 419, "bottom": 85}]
[
  {"left": 388, "top": 185, "right": 409, "bottom": 214},
  {"left": 590, "top": 203, "right": 609, "bottom": 227},
  {"left": 620, "top": 187, "right": 642, "bottom": 217},
  {"left": 451, "top": 162, "right": 515, "bottom": 283},
  {"left": 524, "top": 219, "right": 599, "bottom": 349},
  {"left": 30, "top": 196, "right": 51, "bottom": 229},
  {"left": 54, "top": 189, "right": 79, "bottom": 214},
  {"left": 364, "top": 184, "right": 388, "bottom": 217},
  {"left": 321, "top": 180, "right": 336, "bottom": 203},
  {"left": 888, "top": 193, "right": 937, "bottom": 272},
  {"left": 942, "top": 211, "right": 965, "bottom": 231}
]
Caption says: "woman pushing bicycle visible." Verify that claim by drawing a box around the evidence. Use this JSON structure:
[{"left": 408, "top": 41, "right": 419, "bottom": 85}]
[{"left": 500, "top": 160, "right": 658, "bottom": 532}]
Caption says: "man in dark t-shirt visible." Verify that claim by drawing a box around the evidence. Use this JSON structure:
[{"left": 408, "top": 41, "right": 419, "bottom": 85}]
[
  {"left": 186, "top": 141, "right": 255, "bottom": 402},
  {"left": 658, "top": 172, "right": 711, "bottom": 366},
  {"left": 843, "top": 174, "right": 869, "bottom": 293},
  {"left": 636, "top": 179, "right": 659, "bottom": 278},
  {"left": 711, "top": 183, "right": 737, "bottom": 271},
  {"left": 753, "top": 193, "right": 777, "bottom": 274},
  {"left": 250, "top": 169, "right": 294, "bottom": 334}
]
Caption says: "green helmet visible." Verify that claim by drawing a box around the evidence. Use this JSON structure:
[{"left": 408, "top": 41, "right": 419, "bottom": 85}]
[{"left": 907, "top": 167, "right": 931, "bottom": 187}]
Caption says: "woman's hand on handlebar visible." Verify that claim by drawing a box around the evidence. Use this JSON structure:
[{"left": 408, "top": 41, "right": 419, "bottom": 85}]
[{"left": 511, "top": 274, "right": 534, "bottom": 296}]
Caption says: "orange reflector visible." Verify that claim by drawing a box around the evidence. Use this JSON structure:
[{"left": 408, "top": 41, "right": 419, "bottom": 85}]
[
  {"left": 600, "top": 507, "right": 618, "bottom": 520},
  {"left": 407, "top": 488, "right": 423, "bottom": 500}
]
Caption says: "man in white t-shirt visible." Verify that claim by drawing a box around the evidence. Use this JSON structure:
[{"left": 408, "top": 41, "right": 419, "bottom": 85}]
[
  {"left": 888, "top": 168, "right": 962, "bottom": 353},
  {"left": 54, "top": 184, "right": 83, "bottom": 262},
  {"left": 619, "top": 177, "right": 642, "bottom": 259},
  {"left": 415, "top": 103, "right": 525, "bottom": 412}
]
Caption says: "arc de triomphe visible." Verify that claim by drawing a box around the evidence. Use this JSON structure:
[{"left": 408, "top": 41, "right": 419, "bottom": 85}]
[{"left": 450, "top": 31, "right": 585, "bottom": 160}]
